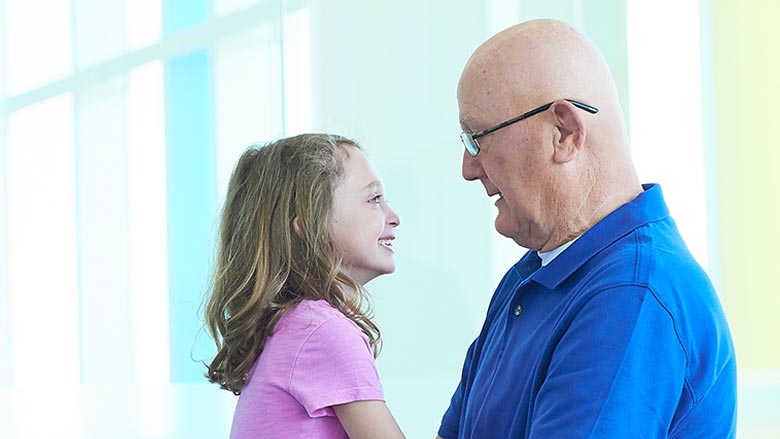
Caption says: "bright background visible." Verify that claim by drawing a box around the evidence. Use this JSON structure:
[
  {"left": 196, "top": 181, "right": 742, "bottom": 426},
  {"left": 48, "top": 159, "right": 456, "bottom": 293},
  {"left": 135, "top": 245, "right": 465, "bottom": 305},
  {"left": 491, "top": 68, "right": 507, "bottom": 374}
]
[{"left": 0, "top": 0, "right": 777, "bottom": 438}]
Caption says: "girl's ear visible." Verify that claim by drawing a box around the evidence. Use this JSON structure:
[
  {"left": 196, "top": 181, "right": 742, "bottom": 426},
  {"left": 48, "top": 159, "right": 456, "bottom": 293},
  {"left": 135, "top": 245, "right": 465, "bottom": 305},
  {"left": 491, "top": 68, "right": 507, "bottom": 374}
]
[{"left": 292, "top": 217, "right": 304, "bottom": 238}]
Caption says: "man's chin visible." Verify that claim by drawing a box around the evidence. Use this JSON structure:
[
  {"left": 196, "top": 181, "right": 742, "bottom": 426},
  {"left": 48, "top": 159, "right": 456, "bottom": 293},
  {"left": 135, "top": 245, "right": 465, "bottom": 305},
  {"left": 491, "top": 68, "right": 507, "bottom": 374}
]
[
  {"left": 494, "top": 218, "right": 534, "bottom": 249},
  {"left": 494, "top": 218, "right": 517, "bottom": 241}
]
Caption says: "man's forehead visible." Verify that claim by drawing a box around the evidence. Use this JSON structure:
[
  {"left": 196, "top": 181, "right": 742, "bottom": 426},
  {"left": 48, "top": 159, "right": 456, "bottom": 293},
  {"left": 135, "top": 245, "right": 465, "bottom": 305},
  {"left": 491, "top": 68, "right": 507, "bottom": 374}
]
[
  {"left": 458, "top": 76, "right": 522, "bottom": 128},
  {"left": 459, "top": 64, "right": 501, "bottom": 103},
  {"left": 456, "top": 89, "right": 486, "bottom": 128},
  {"left": 460, "top": 54, "right": 528, "bottom": 100}
]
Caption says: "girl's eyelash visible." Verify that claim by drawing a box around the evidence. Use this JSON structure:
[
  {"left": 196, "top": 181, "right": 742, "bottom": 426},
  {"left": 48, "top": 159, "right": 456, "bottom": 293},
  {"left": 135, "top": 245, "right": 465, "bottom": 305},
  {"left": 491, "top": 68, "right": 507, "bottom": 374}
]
[{"left": 369, "top": 194, "right": 383, "bottom": 204}]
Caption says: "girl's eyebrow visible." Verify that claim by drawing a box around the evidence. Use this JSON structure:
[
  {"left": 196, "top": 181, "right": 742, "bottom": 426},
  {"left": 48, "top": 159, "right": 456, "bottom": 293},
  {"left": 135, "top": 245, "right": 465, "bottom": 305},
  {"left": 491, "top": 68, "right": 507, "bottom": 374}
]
[{"left": 362, "top": 181, "right": 382, "bottom": 192}]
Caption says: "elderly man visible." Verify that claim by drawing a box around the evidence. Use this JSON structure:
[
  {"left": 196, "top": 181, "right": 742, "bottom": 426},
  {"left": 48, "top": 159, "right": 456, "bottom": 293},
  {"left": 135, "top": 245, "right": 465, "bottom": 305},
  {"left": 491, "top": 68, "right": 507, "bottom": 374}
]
[{"left": 437, "top": 19, "right": 736, "bottom": 438}]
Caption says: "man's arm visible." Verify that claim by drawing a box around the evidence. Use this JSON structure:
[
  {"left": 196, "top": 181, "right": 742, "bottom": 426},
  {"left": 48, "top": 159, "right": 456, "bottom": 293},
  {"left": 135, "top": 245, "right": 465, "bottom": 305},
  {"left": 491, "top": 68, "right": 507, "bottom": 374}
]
[
  {"left": 437, "top": 339, "right": 478, "bottom": 439},
  {"left": 334, "top": 400, "right": 405, "bottom": 439},
  {"left": 529, "top": 286, "right": 686, "bottom": 437}
]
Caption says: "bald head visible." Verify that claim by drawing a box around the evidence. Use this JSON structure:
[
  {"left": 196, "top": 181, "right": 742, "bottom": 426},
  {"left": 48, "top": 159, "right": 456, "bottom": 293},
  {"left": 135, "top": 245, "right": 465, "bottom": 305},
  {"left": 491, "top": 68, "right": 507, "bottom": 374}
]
[
  {"left": 458, "top": 19, "right": 641, "bottom": 251},
  {"left": 459, "top": 19, "right": 623, "bottom": 137}
]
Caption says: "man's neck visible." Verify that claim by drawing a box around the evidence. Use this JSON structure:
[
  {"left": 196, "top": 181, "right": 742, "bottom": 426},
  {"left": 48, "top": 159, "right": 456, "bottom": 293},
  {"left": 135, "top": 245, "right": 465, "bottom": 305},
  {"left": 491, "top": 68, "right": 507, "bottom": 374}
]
[{"left": 539, "top": 184, "right": 642, "bottom": 252}]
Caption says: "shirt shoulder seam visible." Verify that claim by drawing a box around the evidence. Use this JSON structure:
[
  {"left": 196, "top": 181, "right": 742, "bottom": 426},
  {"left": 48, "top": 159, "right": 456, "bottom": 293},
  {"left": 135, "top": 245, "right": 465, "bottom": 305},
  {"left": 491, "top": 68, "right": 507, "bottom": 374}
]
[
  {"left": 586, "top": 283, "right": 695, "bottom": 402},
  {"left": 286, "top": 313, "right": 349, "bottom": 392}
]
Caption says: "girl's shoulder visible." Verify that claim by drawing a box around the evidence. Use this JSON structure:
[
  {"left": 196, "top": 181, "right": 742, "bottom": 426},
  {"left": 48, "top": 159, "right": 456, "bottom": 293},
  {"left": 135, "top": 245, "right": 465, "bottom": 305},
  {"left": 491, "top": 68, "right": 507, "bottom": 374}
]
[
  {"left": 285, "top": 299, "right": 343, "bottom": 322},
  {"left": 277, "top": 299, "right": 359, "bottom": 335}
]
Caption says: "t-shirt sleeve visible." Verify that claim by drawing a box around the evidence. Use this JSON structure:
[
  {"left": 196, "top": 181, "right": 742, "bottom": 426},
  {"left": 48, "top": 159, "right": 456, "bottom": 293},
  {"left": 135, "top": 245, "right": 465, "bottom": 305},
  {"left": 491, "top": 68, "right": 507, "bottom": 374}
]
[
  {"left": 288, "top": 316, "right": 384, "bottom": 418},
  {"left": 528, "top": 286, "right": 687, "bottom": 438}
]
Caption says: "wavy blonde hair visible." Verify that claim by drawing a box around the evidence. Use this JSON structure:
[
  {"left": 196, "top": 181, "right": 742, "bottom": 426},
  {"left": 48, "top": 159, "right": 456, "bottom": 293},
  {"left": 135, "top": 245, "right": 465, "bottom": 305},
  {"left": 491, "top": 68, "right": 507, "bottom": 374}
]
[{"left": 204, "top": 133, "right": 381, "bottom": 394}]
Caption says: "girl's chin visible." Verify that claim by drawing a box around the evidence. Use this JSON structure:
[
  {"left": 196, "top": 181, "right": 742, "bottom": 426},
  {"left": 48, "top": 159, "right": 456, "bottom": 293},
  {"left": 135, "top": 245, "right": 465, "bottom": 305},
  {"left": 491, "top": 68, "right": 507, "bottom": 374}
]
[{"left": 363, "top": 268, "right": 396, "bottom": 285}]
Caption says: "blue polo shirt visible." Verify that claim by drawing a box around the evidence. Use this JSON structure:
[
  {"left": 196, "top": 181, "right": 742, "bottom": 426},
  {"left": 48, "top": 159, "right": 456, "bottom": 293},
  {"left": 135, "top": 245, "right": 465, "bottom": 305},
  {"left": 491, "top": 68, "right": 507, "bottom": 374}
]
[{"left": 439, "top": 184, "right": 736, "bottom": 439}]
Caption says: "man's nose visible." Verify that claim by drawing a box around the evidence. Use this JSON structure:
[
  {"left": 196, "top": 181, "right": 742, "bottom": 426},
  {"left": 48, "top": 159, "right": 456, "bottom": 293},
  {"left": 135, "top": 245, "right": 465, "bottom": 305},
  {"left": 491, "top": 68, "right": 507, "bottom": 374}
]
[{"left": 462, "top": 149, "right": 481, "bottom": 181}]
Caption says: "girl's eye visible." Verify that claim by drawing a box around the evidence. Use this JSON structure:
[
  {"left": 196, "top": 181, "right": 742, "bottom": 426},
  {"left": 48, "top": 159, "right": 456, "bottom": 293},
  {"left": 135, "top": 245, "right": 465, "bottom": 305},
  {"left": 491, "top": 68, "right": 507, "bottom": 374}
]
[{"left": 368, "top": 194, "right": 383, "bottom": 204}]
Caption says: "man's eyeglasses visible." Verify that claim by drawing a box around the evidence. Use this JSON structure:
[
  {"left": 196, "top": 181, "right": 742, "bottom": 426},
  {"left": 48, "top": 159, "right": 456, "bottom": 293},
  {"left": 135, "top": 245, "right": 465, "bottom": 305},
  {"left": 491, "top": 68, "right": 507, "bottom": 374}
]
[{"left": 459, "top": 99, "right": 599, "bottom": 156}]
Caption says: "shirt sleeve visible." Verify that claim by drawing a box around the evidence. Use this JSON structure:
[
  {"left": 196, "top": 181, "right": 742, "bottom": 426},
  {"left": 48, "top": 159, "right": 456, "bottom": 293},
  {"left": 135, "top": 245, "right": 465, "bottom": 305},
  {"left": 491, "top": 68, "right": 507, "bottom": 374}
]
[
  {"left": 528, "top": 286, "right": 687, "bottom": 439},
  {"left": 439, "top": 269, "right": 519, "bottom": 439},
  {"left": 288, "top": 316, "right": 384, "bottom": 418}
]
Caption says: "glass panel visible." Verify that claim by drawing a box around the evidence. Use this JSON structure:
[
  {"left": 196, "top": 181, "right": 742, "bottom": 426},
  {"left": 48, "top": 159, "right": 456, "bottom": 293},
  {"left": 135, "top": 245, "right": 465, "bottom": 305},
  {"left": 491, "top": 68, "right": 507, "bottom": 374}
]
[
  {"left": 75, "top": 77, "right": 133, "bottom": 384},
  {"left": 214, "top": 24, "right": 283, "bottom": 201},
  {"left": 164, "top": 0, "right": 209, "bottom": 36},
  {"left": 0, "top": 386, "right": 82, "bottom": 438},
  {"left": 4, "top": 0, "right": 73, "bottom": 95},
  {"left": 6, "top": 94, "right": 79, "bottom": 385},
  {"left": 517, "top": 0, "right": 583, "bottom": 26},
  {"left": 165, "top": 48, "right": 217, "bottom": 382},
  {"left": 125, "top": 0, "right": 162, "bottom": 51},
  {"left": 127, "top": 61, "right": 170, "bottom": 387},
  {"left": 283, "top": 6, "right": 312, "bottom": 136},
  {"left": 5, "top": 94, "right": 80, "bottom": 438},
  {"left": 488, "top": 0, "right": 521, "bottom": 33},
  {"left": 627, "top": 0, "right": 708, "bottom": 268},
  {"left": 73, "top": 0, "right": 124, "bottom": 69},
  {"left": 214, "top": 0, "right": 264, "bottom": 17},
  {"left": 0, "top": 119, "right": 9, "bottom": 388}
]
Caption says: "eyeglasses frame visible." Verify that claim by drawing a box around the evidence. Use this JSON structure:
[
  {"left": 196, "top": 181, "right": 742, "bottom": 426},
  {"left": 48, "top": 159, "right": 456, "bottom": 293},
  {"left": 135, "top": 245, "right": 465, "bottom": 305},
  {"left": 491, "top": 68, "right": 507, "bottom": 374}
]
[{"left": 460, "top": 99, "right": 599, "bottom": 156}]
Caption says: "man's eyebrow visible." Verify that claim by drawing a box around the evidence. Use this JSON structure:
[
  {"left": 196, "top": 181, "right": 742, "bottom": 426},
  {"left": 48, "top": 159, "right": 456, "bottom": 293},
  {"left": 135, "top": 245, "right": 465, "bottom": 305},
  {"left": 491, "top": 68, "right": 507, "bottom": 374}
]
[{"left": 460, "top": 117, "right": 477, "bottom": 132}]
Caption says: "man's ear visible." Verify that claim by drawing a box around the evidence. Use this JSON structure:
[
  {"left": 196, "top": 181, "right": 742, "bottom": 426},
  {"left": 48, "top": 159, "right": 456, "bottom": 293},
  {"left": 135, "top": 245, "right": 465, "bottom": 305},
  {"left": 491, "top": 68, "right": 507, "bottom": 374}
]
[
  {"left": 551, "top": 100, "right": 587, "bottom": 163},
  {"left": 292, "top": 217, "right": 304, "bottom": 238}
]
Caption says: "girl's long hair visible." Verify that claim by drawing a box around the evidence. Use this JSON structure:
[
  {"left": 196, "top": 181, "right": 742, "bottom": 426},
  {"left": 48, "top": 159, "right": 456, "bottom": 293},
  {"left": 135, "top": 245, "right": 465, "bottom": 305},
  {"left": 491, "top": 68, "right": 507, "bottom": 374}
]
[{"left": 204, "top": 133, "right": 381, "bottom": 394}]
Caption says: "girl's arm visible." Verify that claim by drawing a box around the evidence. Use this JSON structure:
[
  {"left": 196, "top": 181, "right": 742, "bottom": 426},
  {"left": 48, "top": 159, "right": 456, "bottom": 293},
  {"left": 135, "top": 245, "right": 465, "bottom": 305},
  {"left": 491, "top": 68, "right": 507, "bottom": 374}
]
[{"left": 334, "top": 400, "right": 405, "bottom": 439}]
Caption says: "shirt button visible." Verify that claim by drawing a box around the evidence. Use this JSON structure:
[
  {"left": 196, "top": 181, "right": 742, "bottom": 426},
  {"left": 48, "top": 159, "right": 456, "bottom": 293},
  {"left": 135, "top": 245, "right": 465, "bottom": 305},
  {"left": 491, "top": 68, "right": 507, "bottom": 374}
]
[{"left": 514, "top": 304, "right": 523, "bottom": 316}]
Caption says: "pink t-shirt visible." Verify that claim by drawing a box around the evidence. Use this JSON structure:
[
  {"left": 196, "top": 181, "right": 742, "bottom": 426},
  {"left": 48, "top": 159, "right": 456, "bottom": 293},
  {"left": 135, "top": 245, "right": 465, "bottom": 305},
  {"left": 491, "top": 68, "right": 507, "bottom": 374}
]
[{"left": 230, "top": 300, "right": 384, "bottom": 438}]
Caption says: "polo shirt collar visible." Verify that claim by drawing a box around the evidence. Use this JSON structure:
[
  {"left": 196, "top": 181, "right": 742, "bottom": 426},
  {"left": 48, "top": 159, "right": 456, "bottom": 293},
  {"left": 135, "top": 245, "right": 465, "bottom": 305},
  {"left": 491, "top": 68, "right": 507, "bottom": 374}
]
[{"left": 527, "top": 183, "right": 669, "bottom": 289}]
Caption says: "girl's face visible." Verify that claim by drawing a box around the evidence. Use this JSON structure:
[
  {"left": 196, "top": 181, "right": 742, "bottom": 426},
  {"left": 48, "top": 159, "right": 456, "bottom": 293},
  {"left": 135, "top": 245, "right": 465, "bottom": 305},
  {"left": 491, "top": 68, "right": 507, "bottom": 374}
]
[{"left": 330, "top": 147, "right": 400, "bottom": 285}]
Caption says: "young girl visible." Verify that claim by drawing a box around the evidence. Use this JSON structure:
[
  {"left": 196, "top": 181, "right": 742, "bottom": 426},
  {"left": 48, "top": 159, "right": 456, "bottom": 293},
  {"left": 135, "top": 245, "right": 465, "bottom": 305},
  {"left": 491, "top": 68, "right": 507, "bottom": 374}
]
[{"left": 204, "top": 133, "right": 405, "bottom": 438}]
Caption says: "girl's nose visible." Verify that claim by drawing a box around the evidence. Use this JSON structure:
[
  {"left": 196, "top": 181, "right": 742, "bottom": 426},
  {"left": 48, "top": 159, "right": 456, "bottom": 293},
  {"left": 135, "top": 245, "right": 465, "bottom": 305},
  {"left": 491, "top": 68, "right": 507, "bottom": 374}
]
[{"left": 386, "top": 205, "right": 400, "bottom": 227}]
